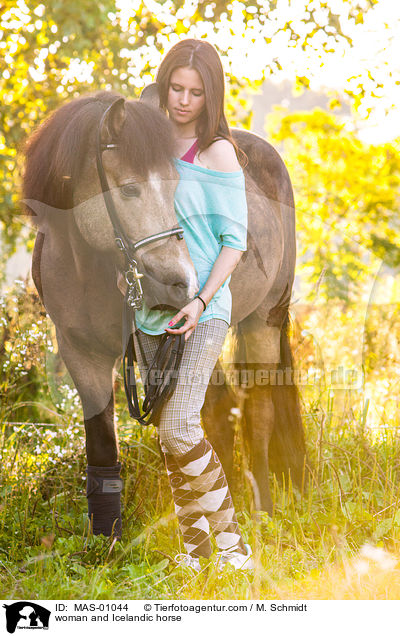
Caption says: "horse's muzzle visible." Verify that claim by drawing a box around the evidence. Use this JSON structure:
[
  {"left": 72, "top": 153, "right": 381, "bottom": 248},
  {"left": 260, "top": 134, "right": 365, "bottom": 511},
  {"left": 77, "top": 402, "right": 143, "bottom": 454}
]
[{"left": 141, "top": 272, "right": 198, "bottom": 311}]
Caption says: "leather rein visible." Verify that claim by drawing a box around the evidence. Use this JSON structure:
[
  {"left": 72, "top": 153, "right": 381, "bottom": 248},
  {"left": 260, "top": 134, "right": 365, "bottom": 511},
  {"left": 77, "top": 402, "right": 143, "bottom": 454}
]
[{"left": 96, "top": 98, "right": 185, "bottom": 425}]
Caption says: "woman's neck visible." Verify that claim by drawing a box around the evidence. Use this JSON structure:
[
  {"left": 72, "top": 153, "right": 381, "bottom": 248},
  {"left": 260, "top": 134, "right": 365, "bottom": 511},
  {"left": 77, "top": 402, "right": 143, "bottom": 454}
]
[{"left": 172, "top": 121, "right": 197, "bottom": 141}]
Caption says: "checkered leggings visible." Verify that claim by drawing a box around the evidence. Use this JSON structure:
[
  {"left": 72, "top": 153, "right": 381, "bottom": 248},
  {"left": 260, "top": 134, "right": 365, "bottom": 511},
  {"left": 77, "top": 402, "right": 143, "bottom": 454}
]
[{"left": 133, "top": 319, "right": 229, "bottom": 456}]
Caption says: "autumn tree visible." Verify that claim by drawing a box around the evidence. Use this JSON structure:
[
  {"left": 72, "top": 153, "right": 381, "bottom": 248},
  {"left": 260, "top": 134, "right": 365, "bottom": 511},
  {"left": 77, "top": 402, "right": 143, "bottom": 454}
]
[
  {"left": 266, "top": 107, "right": 400, "bottom": 301},
  {"left": 0, "top": 0, "right": 383, "bottom": 271}
]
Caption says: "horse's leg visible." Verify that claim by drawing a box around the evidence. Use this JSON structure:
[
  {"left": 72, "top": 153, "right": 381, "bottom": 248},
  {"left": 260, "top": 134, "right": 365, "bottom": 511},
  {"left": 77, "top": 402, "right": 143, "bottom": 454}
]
[
  {"left": 238, "top": 312, "right": 306, "bottom": 514},
  {"left": 236, "top": 314, "right": 282, "bottom": 514},
  {"left": 201, "top": 359, "right": 236, "bottom": 486},
  {"left": 56, "top": 332, "right": 122, "bottom": 537},
  {"left": 242, "top": 382, "right": 275, "bottom": 514}
]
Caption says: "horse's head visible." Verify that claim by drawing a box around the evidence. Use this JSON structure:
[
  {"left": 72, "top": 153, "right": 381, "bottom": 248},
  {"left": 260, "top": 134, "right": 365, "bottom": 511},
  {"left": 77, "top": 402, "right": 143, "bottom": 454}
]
[{"left": 24, "top": 91, "right": 198, "bottom": 311}]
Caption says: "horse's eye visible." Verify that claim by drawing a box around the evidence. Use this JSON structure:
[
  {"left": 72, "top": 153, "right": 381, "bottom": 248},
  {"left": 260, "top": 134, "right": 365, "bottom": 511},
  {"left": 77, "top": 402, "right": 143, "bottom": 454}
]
[{"left": 120, "top": 183, "right": 140, "bottom": 198}]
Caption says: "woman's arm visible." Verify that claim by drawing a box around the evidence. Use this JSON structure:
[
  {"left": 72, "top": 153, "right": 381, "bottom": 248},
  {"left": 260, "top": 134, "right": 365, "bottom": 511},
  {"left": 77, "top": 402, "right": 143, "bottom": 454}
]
[
  {"left": 193, "top": 246, "right": 243, "bottom": 306},
  {"left": 166, "top": 140, "right": 246, "bottom": 340},
  {"left": 165, "top": 246, "right": 243, "bottom": 340}
]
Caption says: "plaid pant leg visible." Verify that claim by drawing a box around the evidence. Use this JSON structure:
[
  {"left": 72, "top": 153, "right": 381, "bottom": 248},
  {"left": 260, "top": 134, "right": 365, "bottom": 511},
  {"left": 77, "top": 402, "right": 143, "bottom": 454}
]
[
  {"left": 133, "top": 320, "right": 230, "bottom": 557},
  {"left": 156, "top": 319, "right": 229, "bottom": 455},
  {"left": 159, "top": 320, "right": 245, "bottom": 553}
]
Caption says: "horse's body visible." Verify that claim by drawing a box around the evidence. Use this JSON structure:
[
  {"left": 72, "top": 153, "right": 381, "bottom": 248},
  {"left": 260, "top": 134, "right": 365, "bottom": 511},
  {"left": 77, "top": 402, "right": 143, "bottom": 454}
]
[
  {"left": 203, "top": 127, "right": 305, "bottom": 511},
  {"left": 26, "top": 91, "right": 306, "bottom": 536}
]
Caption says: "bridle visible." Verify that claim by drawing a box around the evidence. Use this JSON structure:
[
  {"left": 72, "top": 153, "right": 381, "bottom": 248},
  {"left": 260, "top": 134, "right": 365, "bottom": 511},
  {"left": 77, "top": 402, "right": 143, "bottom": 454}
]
[
  {"left": 96, "top": 97, "right": 184, "bottom": 311},
  {"left": 95, "top": 97, "right": 185, "bottom": 425}
]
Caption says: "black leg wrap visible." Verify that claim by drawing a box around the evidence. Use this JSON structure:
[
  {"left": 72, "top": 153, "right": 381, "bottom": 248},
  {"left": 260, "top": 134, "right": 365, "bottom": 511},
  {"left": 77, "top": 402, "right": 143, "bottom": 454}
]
[{"left": 86, "top": 463, "right": 123, "bottom": 538}]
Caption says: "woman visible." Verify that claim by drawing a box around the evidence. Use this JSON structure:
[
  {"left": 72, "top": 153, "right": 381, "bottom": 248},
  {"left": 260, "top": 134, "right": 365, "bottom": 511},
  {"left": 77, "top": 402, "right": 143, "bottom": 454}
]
[{"left": 134, "top": 39, "right": 252, "bottom": 572}]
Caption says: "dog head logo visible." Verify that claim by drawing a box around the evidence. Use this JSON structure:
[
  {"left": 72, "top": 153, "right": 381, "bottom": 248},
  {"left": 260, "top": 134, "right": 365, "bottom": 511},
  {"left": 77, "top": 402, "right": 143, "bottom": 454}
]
[{"left": 3, "top": 602, "right": 50, "bottom": 633}]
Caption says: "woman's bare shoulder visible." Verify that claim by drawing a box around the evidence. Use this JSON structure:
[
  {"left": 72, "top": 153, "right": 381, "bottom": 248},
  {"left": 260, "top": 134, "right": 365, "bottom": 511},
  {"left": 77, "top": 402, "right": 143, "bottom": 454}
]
[{"left": 201, "top": 138, "right": 241, "bottom": 172}]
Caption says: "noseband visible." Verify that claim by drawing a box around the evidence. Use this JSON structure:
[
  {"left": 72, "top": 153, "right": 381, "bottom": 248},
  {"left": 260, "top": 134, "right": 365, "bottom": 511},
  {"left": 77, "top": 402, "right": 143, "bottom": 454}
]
[{"left": 95, "top": 97, "right": 185, "bottom": 425}]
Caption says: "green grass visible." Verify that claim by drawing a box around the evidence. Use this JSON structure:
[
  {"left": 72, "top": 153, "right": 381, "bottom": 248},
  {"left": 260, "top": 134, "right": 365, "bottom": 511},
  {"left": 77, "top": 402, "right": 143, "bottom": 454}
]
[
  {"left": 1, "top": 391, "right": 400, "bottom": 600},
  {"left": 1, "top": 280, "right": 400, "bottom": 599}
]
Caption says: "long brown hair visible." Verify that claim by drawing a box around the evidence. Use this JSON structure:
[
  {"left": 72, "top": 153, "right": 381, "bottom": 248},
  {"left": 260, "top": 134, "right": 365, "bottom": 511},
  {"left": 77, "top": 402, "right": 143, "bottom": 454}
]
[{"left": 156, "top": 39, "right": 247, "bottom": 167}]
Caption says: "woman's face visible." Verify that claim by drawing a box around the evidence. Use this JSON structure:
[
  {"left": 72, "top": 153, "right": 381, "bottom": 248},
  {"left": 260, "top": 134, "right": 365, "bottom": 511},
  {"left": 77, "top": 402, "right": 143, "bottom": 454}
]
[{"left": 166, "top": 66, "right": 205, "bottom": 127}]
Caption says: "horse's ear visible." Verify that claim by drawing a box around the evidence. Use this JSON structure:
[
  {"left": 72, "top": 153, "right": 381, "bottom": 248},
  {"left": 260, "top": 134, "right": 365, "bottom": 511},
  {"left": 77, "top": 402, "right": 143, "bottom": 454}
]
[
  {"left": 140, "top": 83, "right": 160, "bottom": 108},
  {"left": 101, "top": 97, "right": 126, "bottom": 143}
]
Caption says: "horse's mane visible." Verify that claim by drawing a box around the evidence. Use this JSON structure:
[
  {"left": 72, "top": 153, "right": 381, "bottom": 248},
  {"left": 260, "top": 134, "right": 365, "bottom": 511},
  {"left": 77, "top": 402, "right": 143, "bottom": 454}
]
[{"left": 23, "top": 91, "right": 175, "bottom": 213}]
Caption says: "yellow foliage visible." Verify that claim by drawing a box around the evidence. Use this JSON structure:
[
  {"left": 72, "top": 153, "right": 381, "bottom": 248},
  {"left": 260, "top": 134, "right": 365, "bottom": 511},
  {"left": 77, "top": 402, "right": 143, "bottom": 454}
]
[
  {"left": 266, "top": 108, "right": 400, "bottom": 303},
  {"left": 276, "top": 545, "right": 400, "bottom": 599}
]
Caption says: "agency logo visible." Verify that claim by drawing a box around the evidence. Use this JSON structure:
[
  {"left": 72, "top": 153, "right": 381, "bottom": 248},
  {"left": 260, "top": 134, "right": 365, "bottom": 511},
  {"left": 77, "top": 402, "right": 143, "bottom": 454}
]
[{"left": 2, "top": 602, "right": 50, "bottom": 634}]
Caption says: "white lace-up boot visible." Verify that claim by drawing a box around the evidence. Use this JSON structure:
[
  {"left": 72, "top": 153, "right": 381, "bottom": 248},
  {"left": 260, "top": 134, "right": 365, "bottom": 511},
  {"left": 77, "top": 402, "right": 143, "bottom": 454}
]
[{"left": 216, "top": 543, "right": 254, "bottom": 571}]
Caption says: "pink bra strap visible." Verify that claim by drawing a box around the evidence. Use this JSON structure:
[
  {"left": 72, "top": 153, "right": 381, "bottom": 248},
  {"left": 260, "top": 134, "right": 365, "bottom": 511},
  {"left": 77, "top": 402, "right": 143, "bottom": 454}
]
[{"left": 180, "top": 139, "right": 198, "bottom": 163}]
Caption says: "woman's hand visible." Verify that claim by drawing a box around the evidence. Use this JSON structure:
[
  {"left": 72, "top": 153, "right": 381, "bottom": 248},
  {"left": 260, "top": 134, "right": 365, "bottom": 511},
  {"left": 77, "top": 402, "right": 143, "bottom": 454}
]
[
  {"left": 164, "top": 297, "right": 205, "bottom": 340},
  {"left": 164, "top": 247, "right": 243, "bottom": 341}
]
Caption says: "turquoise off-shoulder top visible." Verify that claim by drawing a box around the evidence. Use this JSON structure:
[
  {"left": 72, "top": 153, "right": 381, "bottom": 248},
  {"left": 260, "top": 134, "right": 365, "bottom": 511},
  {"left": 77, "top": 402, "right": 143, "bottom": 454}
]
[{"left": 134, "top": 158, "right": 248, "bottom": 335}]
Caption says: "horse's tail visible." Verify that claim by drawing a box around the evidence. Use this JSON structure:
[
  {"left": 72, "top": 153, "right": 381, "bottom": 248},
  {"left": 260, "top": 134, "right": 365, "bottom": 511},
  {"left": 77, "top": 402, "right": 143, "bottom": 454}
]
[{"left": 268, "top": 312, "right": 308, "bottom": 488}]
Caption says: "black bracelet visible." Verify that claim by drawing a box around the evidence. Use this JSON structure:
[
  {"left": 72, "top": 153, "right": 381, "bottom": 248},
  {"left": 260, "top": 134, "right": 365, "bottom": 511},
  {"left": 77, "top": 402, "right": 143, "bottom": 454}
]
[{"left": 195, "top": 295, "right": 207, "bottom": 311}]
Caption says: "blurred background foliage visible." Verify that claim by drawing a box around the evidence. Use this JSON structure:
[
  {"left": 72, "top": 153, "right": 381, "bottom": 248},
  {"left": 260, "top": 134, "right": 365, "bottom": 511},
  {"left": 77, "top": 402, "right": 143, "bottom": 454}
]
[
  {"left": 2, "top": 1, "right": 400, "bottom": 599},
  {"left": 1, "top": 0, "right": 400, "bottom": 419},
  {"left": 267, "top": 108, "right": 400, "bottom": 301},
  {"left": 0, "top": 0, "right": 394, "bottom": 278},
  {"left": 1, "top": 0, "right": 399, "bottom": 408}
]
